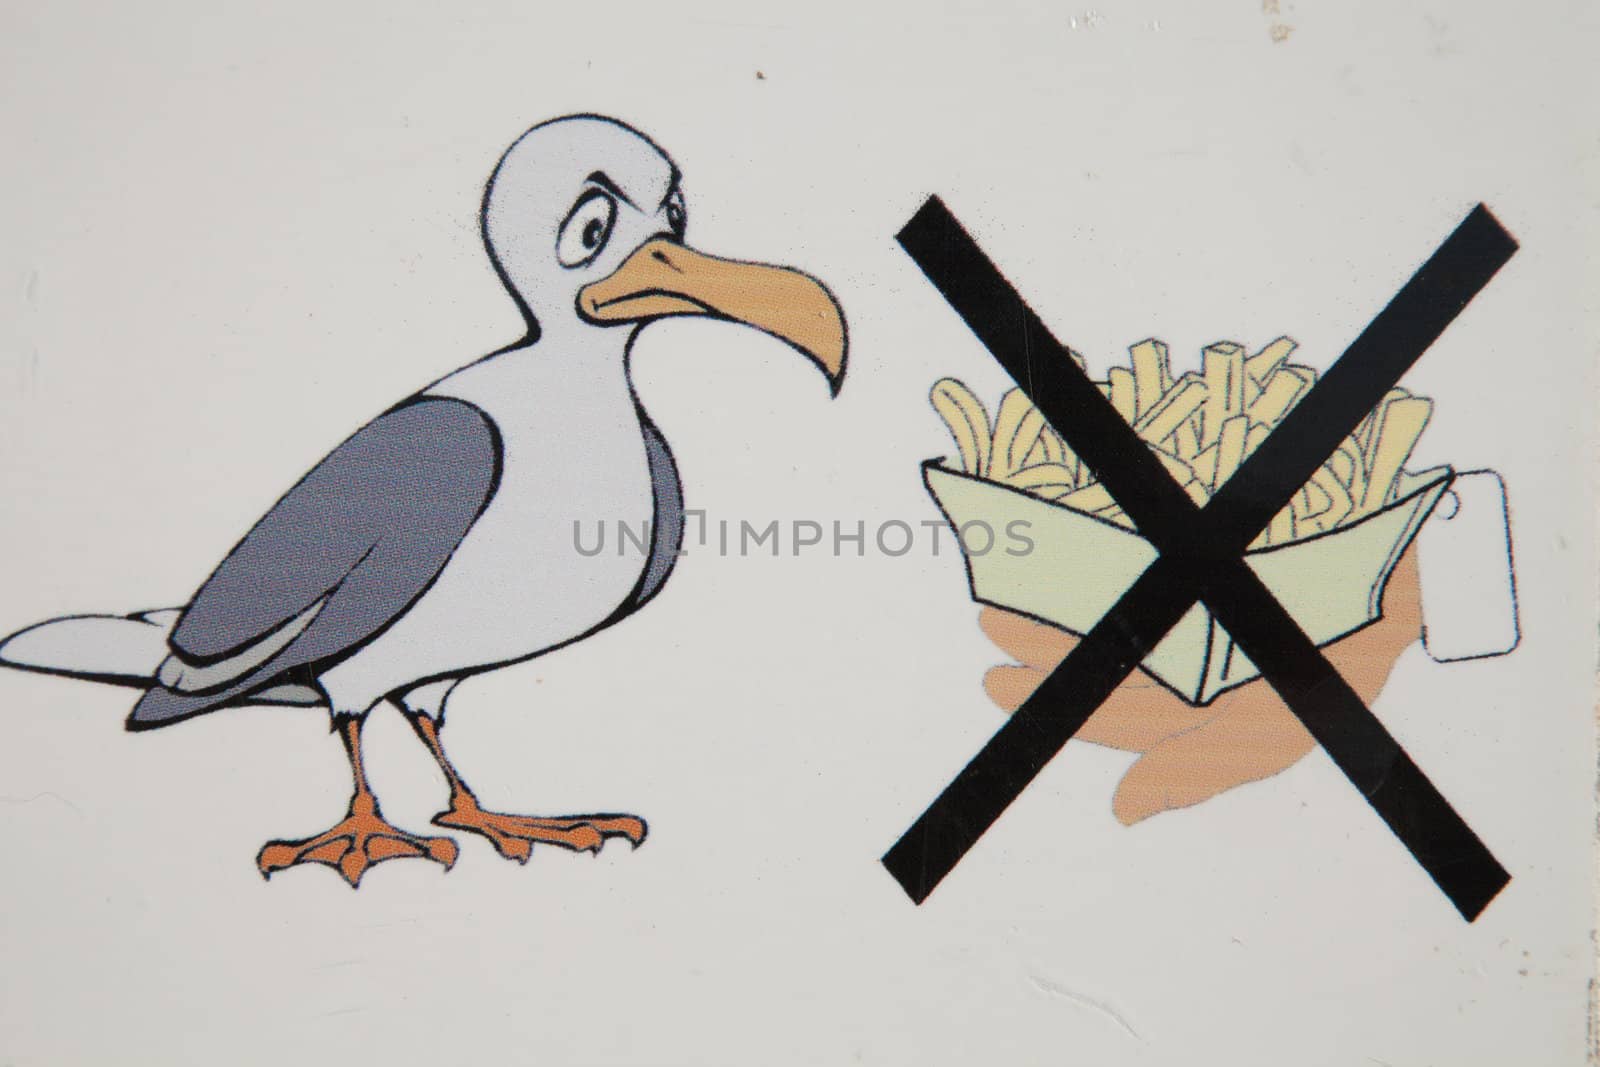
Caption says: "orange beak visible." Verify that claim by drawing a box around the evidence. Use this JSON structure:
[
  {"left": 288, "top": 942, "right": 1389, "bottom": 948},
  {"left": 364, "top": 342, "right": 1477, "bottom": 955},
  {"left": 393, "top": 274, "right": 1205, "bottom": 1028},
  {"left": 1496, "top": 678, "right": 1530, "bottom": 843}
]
[{"left": 578, "top": 238, "right": 848, "bottom": 394}]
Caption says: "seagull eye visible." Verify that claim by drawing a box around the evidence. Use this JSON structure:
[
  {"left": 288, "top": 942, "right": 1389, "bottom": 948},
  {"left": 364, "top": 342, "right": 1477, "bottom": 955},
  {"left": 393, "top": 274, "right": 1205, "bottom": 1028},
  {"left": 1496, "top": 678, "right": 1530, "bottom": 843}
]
[
  {"left": 665, "top": 189, "right": 687, "bottom": 238},
  {"left": 557, "top": 190, "right": 618, "bottom": 268}
]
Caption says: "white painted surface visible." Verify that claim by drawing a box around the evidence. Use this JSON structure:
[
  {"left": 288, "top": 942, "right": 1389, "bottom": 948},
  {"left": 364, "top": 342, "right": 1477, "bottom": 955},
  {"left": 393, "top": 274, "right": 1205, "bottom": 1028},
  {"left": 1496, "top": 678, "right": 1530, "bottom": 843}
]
[{"left": 0, "top": 2, "right": 1593, "bottom": 1064}]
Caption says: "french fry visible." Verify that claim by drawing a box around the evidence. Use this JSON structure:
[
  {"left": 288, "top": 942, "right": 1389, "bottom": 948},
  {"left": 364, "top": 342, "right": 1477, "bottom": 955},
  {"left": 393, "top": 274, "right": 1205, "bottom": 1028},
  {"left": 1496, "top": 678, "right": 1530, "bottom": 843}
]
[
  {"left": 1248, "top": 502, "right": 1297, "bottom": 550},
  {"left": 1134, "top": 374, "right": 1207, "bottom": 446},
  {"left": 1191, "top": 442, "right": 1219, "bottom": 487},
  {"left": 1290, "top": 480, "right": 1336, "bottom": 530},
  {"left": 1006, "top": 406, "right": 1049, "bottom": 475},
  {"left": 1096, "top": 505, "right": 1136, "bottom": 529},
  {"left": 1030, "top": 425, "right": 1064, "bottom": 465},
  {"left": 1149, "top": 448, "right": 1193, "bottom": 485},
  {"left": 1025, "top": 425, "right": 1081, "bottom": 487},
  {"left": 1211, "top": 415, "right": 1250, "bottom": 491},
  {"left": 1309, "top": 465, "right": 1353, "bottom": 531},
  {"left": 1359, "top": 396, "right": 1432, "bottom": 513},
  {"left": 1108, "top": 366, "right": 1138, "bottom": 425},
  {"left": 1172, "top": 415, "right": 1202, "bottom": 461},
  {"left": 1246, "top": 336, "right": 1297, "bottom": 384},
  {"left": 1278, "top": 365, "right": 1317, "bottom": 395},
  {"left": 1336, "top": 440, "right": 1367, "bottom": 503},
  {"left": 1269, "top": 503, "right": 1297, "bottom": 545},
  {"left": 1351, "top": 411, "right": 1374, "bottom": 458},
  {"left": 931, "top": 378, "right": 991, "bottom": 476},
  {"left": 1247, "top": 367, "right": 1307, "bottom": 425},
  {"left": 1359, "top": 387, "right": 1411, "bottom": 471},
  {"left": 991, "top": 388, "right": 1036, "bottom": 477},
  {"left": 1328, "top": 446, "right": 1356, "bottom": 488},
  {"left": 1129, "top": 339, "right": 1172, "bottom": 418},
  {"left": 929, "top": 333, "right": 1434, "bottom": 552},
  {"left": 1055, "top": 431, "right": 1083, "bottom": 486},
  {"left": 1060, "top": 482, "right": 1116, "bottom": 513},
  {"left": 1007, "top": 463, "right": 1079, "bottom": 498},
  {"left": 1201, "top": 342, "right": 1247, "bottom": 445},
  {"left": 1025, "top": 424, "right": 1062, "bottom": 467}
]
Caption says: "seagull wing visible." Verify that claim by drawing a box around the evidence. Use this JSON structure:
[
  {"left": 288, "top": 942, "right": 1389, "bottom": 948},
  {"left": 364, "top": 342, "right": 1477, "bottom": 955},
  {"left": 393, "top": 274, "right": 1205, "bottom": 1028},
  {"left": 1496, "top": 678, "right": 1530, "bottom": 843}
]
[{"left": 128, "top": 396, "right": 500, "bottom": 728}]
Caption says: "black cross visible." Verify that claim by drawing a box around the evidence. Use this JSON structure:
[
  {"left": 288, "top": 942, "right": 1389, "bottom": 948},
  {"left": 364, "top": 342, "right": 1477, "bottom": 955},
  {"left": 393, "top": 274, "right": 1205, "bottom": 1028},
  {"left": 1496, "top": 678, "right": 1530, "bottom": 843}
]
[{"left": 883, "top": 198, "right": 1516, "bottom": 921}]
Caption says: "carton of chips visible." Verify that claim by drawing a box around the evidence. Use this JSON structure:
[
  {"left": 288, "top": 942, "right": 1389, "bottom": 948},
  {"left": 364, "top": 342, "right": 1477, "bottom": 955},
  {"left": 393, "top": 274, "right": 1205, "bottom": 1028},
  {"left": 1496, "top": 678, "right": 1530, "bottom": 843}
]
[{"left": 926, "top": 336, "right": 1451, "bottom": 704}]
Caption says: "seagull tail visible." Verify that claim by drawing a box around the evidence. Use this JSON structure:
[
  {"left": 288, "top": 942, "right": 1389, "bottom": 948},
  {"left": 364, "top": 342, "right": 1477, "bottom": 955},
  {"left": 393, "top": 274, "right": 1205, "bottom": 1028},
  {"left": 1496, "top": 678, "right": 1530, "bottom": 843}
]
[{"left": 0, "top": 609, "right": 182, "bottom": 688}]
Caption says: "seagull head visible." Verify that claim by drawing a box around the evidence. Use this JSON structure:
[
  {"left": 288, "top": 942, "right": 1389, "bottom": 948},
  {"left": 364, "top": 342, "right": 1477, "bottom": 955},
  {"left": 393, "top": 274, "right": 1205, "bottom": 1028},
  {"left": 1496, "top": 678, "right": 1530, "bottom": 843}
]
[{"left": 483, "top": 114, "right": 847, "bottom": 393}]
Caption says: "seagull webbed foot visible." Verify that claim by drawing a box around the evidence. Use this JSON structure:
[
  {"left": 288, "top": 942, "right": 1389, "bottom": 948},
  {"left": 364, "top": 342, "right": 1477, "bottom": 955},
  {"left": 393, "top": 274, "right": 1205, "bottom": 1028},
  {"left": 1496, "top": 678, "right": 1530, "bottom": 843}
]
[
  {"left": 257, "top": 794, "right": 459, "bottom": 887},
  {"left": 432, "top": 795, "right": 647, "bottom": 863}
]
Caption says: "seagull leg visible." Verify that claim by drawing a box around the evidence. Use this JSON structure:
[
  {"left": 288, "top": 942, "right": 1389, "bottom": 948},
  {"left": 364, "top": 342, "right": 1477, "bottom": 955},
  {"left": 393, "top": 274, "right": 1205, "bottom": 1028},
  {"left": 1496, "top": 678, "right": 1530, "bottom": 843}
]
[
  {"left": 256, "top": 716, "right": 458, "bottom": 887},
  {"left": 405, "top": 713, "right": 647, "bottom": 863}
]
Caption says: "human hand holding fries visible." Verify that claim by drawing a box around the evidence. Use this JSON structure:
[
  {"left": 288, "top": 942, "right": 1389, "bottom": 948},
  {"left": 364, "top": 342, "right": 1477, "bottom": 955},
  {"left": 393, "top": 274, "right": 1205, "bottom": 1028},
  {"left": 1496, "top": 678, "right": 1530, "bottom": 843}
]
[{"left": 979, "top": 546, "right": 1424, "bottom": 824}]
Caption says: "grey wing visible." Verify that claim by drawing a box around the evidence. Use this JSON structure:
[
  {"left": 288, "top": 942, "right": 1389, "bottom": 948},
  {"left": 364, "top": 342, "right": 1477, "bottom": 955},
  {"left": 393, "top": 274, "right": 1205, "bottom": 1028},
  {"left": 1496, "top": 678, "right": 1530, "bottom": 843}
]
[
  {"left": 131, "top": 396, "right": 500, "bottom": 723},
  {"left": 626, "top": 409, "right": 683, "bottom": 610}
]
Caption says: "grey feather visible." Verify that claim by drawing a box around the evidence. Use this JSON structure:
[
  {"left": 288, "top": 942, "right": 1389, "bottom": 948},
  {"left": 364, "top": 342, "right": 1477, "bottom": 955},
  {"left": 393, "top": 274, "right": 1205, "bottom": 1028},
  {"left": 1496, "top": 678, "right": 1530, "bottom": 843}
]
[
  {"left": 626, "top": 410, "right": 684, "bottom": 611},
  {"left": 127, "top": 396, "right": 501, "bottom": 729}
]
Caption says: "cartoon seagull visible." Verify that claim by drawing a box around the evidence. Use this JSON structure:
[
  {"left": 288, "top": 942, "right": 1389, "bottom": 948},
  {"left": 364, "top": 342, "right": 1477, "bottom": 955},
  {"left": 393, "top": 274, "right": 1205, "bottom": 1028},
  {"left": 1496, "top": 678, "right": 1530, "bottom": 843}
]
[{"left": 0, "top": 114, "right": 846, "bottom": 885}]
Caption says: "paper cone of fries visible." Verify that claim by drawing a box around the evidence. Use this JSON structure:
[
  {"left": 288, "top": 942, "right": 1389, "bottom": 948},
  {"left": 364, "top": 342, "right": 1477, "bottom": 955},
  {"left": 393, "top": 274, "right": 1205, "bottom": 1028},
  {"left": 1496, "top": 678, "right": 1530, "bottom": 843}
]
[
  {"left": 926, "top": 336, "right": 1451, "bottom": 705},
  {"left": 925, "top": 459, "right": 1449, "bottom": 704}
]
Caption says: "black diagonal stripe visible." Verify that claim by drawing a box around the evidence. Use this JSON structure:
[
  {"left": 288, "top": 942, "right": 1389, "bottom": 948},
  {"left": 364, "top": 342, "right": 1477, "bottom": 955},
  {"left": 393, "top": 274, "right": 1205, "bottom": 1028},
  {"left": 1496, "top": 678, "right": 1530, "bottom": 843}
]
[
  {"left": 1204, "top": 205, "right": 1518, "bottom": 554},
  {"left": 883, "top": 554, "right": 1200, "bottom": 903},
  {"left": 1198, "top": 559, "right": 1509, "bottom": 919},
  {"left": 897, "top": 197, "right": 1197, "bottom": 551}
]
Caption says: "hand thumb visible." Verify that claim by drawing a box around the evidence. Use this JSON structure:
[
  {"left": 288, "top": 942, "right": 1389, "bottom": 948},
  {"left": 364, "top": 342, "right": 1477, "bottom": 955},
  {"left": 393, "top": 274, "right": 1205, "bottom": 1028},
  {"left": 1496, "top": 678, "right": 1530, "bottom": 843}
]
[
  {"left": 1111, "top": 699, "right": 1316, "bottom": 825},
  {"left": 1112, "top": 742, "right": 1218, "bottom": 826}
]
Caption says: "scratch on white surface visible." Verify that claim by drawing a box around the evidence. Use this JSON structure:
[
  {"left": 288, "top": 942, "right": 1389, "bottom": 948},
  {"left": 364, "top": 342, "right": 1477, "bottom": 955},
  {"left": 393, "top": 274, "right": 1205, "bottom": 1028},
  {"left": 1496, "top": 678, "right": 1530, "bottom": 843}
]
[
  {"left": 320, "top": 1005, "right": 371, "bottom": 1019},
  {"left": 1027, "top": 975, "right": 1142, "bottom": 1041},
  {"left": 1590, "top": 691, "right": 1599, "bottom": 1066},
  {"left": 311, "top": 958, "right": 367, "bottom": 972},
  {"left": 0, "top": 791, "right": 83, "bottom": 817}
]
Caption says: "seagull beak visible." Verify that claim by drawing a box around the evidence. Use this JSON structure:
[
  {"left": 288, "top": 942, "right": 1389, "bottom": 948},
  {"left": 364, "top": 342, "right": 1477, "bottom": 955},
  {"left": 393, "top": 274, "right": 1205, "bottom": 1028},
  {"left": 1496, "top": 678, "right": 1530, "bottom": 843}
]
[{"left": 578, "top": 237, "right": 848, "bottom": 394}]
